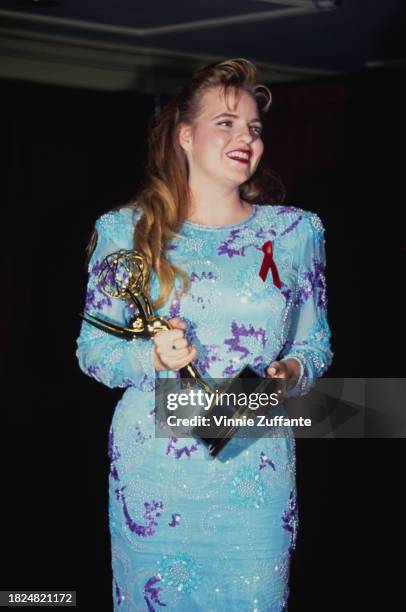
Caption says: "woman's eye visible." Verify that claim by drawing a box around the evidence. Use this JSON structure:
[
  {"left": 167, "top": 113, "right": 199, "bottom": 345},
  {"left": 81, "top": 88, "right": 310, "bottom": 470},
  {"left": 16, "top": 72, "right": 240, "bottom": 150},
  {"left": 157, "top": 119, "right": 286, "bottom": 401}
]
[{"left": 218, "top": 121, "right": 262, "bottom": 136}]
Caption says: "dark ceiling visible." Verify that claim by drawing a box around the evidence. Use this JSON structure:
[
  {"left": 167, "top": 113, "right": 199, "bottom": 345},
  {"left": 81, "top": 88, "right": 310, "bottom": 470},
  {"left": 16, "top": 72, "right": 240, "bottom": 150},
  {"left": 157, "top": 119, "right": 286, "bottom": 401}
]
[{"left": 0, "top": 0, "right": 405, "bottom": 93}]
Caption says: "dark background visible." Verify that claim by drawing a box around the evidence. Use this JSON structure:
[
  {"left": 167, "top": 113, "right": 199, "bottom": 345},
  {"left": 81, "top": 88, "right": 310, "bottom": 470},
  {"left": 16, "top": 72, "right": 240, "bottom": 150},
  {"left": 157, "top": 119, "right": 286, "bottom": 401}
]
[{"left": 2, "top": 64, "right": 405, "bottom": 611}]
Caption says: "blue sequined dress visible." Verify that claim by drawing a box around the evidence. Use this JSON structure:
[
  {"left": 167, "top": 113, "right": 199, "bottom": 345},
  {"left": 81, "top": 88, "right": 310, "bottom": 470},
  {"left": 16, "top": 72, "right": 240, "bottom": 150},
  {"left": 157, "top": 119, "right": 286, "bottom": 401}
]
[{"left": 76, "top": 203, "right": 333, "bottom": 611}]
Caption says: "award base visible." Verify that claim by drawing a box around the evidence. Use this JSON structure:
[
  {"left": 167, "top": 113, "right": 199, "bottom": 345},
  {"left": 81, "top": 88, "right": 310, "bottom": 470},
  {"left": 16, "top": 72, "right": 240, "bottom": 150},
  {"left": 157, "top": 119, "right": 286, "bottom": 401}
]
[{"left": 191, "top": 365, "right": 284, "bottom": 458}]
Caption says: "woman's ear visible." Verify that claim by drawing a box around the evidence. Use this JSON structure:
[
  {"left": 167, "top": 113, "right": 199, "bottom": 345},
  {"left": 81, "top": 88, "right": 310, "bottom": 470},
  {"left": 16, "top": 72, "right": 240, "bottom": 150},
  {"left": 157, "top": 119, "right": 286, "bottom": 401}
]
[{"left": 178, "top": 123, "right": 193, "bottom": 153}]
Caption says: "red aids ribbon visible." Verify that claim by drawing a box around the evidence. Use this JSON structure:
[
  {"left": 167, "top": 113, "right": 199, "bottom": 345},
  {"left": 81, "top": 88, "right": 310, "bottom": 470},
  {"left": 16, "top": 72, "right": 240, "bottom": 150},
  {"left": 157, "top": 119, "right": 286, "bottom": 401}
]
[{"left": 259, "top": 240, "right": 282, "bottom": 288}]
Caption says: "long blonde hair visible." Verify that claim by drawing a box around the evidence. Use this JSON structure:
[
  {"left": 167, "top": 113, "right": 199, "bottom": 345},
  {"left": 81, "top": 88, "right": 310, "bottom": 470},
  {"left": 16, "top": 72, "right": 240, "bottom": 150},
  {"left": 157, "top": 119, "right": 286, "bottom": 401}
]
[{"left": 86, "top": 58, "right": 285, "bottom": 309}]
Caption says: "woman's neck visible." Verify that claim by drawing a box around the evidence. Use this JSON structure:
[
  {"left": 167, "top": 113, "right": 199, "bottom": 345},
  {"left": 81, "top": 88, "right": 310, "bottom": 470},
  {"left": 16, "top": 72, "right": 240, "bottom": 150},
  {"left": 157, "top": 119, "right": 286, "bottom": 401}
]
[{"left": 185, "top": 199, "right": 253, "bottom": 226}]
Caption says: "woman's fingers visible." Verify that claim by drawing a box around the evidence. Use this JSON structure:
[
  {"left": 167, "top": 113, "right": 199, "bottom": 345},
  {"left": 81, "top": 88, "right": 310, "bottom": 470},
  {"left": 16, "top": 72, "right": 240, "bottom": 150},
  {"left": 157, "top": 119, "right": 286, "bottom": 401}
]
[
  {"left": 168, "top": 346, "right": 190, "bottom": 360},
  {"left": 173, "top": 346, "right": 198, "bottom": 370},
  {"left": 151, "top": 318, "right": 192, "bottom": 371},
  {"left": 266, "top": 361, "right": 288, "bottom": 378},
  {"left": 153, "top": 327, "right": 185, "bottom": 349},
  {"left": 171, "top": 343, "right": 197, "bottom": 363},
  {"left": 163, "top": 345, "right": 197, "bottom": 369},
  {"left": 168, "top": 317, "right": 186, "bottom": 329},
  {"left": 170, "top": 337, "right": 189, "bottom": 350},
  {"left": 152, "top": 318, "right": 197, "bottom": 371}
]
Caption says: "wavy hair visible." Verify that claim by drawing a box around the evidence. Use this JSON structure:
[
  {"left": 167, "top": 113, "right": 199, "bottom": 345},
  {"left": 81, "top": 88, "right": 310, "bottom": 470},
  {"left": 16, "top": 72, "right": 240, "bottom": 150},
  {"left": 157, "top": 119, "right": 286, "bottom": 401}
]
[{"left": 86, "top": 58, "right": 285, "bottom": 309}]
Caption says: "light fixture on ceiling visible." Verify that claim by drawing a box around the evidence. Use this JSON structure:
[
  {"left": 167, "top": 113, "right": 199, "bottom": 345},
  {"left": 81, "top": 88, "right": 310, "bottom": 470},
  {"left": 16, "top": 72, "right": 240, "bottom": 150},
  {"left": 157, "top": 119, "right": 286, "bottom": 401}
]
[{"left": 314, "top": 0, "right": 342, "bottom": 8}]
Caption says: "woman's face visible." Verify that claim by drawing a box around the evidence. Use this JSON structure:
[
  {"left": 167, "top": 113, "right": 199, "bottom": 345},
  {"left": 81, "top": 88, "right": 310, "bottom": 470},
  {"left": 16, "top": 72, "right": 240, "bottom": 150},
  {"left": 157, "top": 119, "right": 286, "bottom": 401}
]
[{"left": 179, "top": 86, "right": 264, "bottom": 188}]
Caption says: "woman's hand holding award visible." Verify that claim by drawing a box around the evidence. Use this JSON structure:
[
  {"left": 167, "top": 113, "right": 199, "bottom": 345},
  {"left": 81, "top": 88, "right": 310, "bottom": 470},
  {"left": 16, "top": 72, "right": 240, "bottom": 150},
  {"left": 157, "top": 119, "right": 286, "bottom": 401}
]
[{"left": 79, "top": 249, "right": 285, "bottom": 458}]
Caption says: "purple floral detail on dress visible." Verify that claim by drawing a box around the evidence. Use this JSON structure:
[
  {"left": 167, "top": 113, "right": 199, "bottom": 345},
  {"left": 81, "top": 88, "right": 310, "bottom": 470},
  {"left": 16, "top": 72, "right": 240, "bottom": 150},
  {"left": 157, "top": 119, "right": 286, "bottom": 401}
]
[
  {"left": 166, "top": 436, "right": 200, "bottom": 459},
  {"left": 223, "top": 350, "right": 266, "bottom": 376},
  {"left": 217, "top": 227, "right": 269, "bottom": 258},
  {"left": 218, "top": 229, "right": 248, "bottom": 257},
  {"left": 108, "top": 427, "right": 121, "bottom": 482},
  {"left": 135, "top": 424, "right": 152, "bottom": 444},
  {"left": 88, "top": 257, "right": 102, "bottom": 275},
  {"left": 114, "top": 486, "right": 164, "bottom": 537},
  {"left": 282, "top": 489, "right": 298, "bottom": 553},
  {"left": 190, "top": 270, "right": 216, "bottom": 283},
  {"left": 195, "top": 344, "right": 221, "bottom": 375},
  {"left": 222, "top": 361, "right": 241, "bottom": 376},
  {"left": 218, "top": 223, "right": 280, "bottom": 259},
  {"left": 123, "top": 301, "right": 139, "bottom": 320},
  {"left": 255, "top": 226, "right": 277, "bottom": 242},
  {"left": 85, "top": 259, "right": 113, "bottom": 311},
  {"left": 136, "top": 373, "right": 155, "bottom": 392},
  {"left": 169, "top": 273, "right": 210, "bottom": 319},
  {"left": 117, "top": 377, "right": 134, "bottom": 388},
  {"left": 105, "top": 266, "right": 116, "bottom": 288},
  {"left": 168, "top": 284, "right": 184, "bottom": 319},
  {"left": 294, "top": 258, "right": 327, "bottom": 309},
  {"left": 178, "top": 318, "right": 198, "bottom": 345},
  {"left": 280, "top": 285, "right": 292, "bottom": 303},
  {"left": 168, "top": 513, "right": 181, "bottom": 527},
  {"left": 85, "top": 364, "right": 103, "bottom": 381},
  {"left": 186, "top": 271, "right": 218, "bottom": 310},
  {"left": 144, "top": 575, "right": 166, "bottom": 611},
  {"left": 169, "top": 298, "right": 181, "bottom": 319},
  {"left": 280, "top": 215, "right": 303, "bottom": 237},
  {"left": 114, "top": 578, "right": 123, "bottom": 607},
  {"left": 224, "top": 321, "right": 266, "bottom": 362},
  {"left": 277, "top": 205, "right": 304, "bottom": 215},
  {"left": 259, "top": 451, "right": 276, "bottom": 471}
]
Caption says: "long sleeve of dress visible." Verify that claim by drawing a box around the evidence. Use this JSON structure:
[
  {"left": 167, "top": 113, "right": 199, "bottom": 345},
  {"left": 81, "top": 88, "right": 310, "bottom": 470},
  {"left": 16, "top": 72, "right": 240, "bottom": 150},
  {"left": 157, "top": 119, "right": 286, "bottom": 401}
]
[
  {"left": 76, "top": 209, "right": 156, "bottom": 390},
  {"left": 278, "top": 212, "right": 333, "bottom": 397}
]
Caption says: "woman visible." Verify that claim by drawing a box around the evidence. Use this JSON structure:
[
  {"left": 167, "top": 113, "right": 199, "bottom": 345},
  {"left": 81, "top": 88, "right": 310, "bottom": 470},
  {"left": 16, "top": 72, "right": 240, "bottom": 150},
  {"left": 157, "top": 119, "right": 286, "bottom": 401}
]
[{"left": 76, "top": 58, "right": 333, "bottom": 611}]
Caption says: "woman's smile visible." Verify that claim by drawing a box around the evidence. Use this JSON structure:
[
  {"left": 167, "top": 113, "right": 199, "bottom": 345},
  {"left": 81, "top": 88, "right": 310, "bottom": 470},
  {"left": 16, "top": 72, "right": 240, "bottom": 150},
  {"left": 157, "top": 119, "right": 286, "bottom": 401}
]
[{"left": 226, "top": 154, "right": 250, "bottom": 165}]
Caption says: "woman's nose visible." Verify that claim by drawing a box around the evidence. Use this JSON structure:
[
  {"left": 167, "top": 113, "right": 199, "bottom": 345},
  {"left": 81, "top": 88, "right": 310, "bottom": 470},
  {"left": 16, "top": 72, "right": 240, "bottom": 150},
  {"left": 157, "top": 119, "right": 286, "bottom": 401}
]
[{"left": 237, "top": 129, "right": 254, "bottom": 143}]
